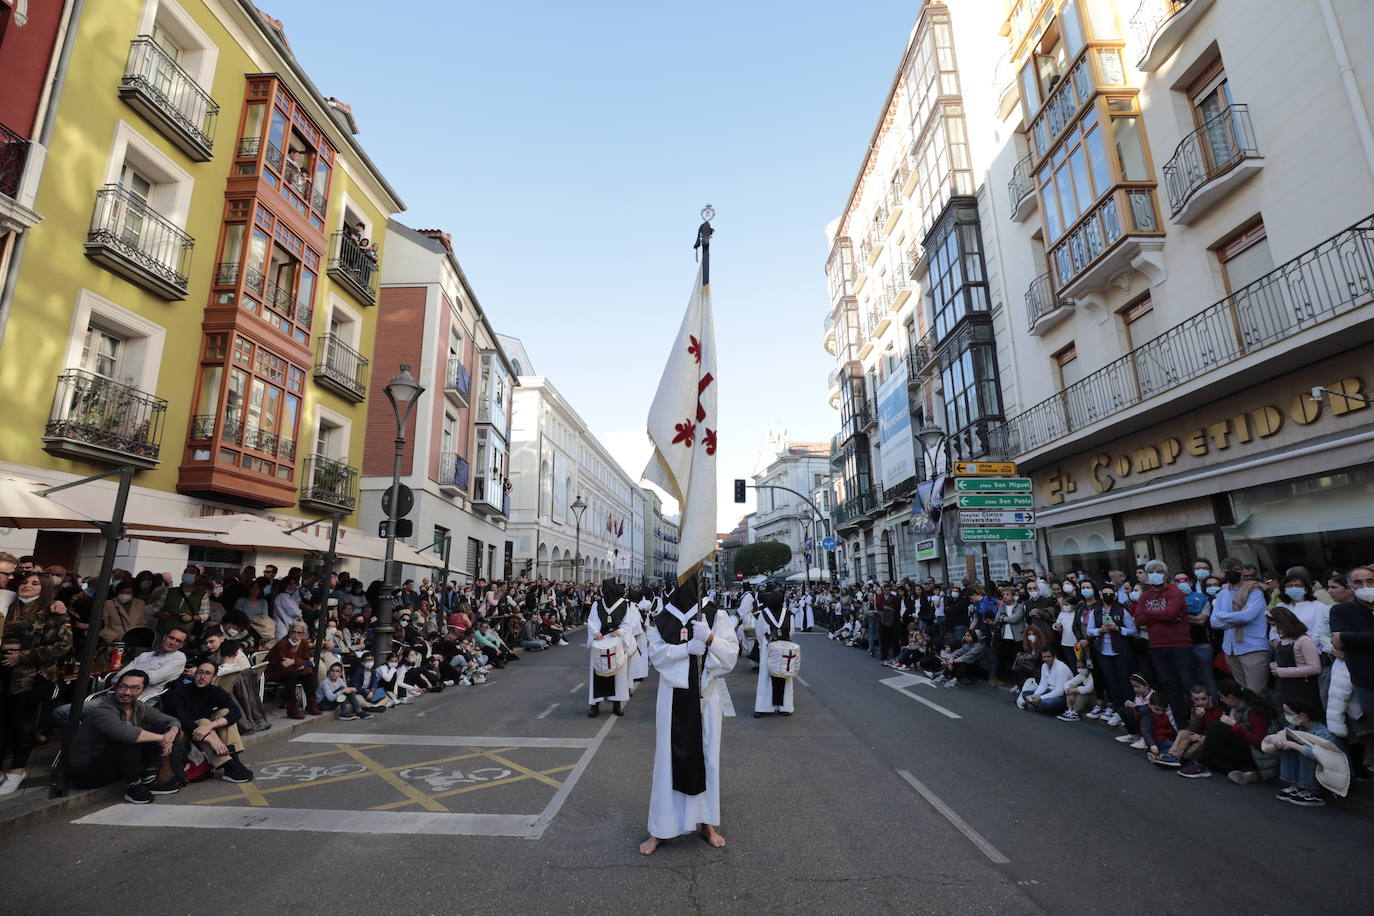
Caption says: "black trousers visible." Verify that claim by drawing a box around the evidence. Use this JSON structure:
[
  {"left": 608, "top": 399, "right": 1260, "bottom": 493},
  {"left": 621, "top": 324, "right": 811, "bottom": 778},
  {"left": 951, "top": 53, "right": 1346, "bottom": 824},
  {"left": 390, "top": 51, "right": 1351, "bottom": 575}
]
[
  {"left": 69, "top": 741, "right": 164, "bottom": 789},
  {"left": 1197, "top": 720, "right": 1256, "bottom": 772},
  {"left": 0, "top": 684, "right": 40, "bottom": 771},
  {"left": 879, "top": 623, "right": 901, "bottom": 660}
]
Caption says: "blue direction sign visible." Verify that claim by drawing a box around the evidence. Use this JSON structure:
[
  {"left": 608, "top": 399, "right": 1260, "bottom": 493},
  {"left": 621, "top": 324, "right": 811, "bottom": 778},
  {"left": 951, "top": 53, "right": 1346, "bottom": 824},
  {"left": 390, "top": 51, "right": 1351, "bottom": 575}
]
[{"left": 821, "top": 536, "right": 837, "bottom": 551}]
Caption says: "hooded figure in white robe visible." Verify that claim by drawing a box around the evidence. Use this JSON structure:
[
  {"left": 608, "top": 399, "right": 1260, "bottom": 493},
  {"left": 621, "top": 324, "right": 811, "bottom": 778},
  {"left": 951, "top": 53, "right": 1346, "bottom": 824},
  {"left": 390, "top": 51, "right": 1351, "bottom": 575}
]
[
  {"left": 736, "top": 587, "right": 758, "bottom": 667},
  {"left": 587, "top": 579, "right": 632, "bottom": 716},
  {"left": 753, "top": 589, "right": 795, "bottom": 715},
  {"left": 644, "top": 579, "right": 739, "bottom": 845},
  {"left": 629, "top": 588, "right": 651, "bottom": 682}
]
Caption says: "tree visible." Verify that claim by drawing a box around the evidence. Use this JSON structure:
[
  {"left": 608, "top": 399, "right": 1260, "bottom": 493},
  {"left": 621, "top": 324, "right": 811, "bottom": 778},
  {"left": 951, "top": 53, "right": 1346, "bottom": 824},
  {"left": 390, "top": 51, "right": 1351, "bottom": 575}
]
[{"left": 733, "top": 540, "right": 792, "bottom": 577}]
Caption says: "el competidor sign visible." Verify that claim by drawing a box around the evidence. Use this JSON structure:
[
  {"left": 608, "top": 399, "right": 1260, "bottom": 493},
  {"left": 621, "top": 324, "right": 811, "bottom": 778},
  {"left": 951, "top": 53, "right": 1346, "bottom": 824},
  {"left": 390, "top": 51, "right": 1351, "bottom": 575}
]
[{"left": 1039, "top": 373, "right": 1369, "bottom": 506}]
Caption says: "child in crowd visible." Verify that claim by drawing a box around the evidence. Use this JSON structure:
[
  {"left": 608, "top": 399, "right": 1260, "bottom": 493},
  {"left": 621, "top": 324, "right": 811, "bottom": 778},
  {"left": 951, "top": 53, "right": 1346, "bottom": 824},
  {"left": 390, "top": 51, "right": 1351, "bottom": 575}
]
[{"left": 1057, "top": 658, "right": 1095, "bottom": 721}]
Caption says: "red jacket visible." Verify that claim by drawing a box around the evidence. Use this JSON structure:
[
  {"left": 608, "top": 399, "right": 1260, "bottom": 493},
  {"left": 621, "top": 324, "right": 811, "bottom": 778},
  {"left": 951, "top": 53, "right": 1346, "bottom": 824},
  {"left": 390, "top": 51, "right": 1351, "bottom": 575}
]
[
  {"left": 1149, "top": 710, "right": 1178, "bottom": 746},
  {"left": 266, "top": 637, "right": 314, "bottom": 679},
  {"left": 1132, "top": 584, "right": 1190, "bottom": 647}
]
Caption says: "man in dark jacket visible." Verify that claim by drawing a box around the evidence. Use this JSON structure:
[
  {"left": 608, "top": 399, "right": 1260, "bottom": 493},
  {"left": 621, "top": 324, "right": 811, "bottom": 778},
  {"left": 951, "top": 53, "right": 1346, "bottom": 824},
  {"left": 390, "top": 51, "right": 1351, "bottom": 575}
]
[
  {"left": 163, "top": 659, "right": 253, "bottom": 784},
  {"left": 1331, "top": 566, "right": 1374, "bottom": 721},
  {"left": 67, "top": 669, "right": 182, "bottom": 802}
]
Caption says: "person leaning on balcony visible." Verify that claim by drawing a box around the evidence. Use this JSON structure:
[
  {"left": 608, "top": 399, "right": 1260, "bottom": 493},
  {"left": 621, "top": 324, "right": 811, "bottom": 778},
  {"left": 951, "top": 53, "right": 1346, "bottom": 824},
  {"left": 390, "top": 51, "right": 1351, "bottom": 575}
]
[
  {"left": 99, "top": 578, "right": 147, "bottom": 651},
  {"left": 157, "top": 566, "right": 208, "bottom": 638}
]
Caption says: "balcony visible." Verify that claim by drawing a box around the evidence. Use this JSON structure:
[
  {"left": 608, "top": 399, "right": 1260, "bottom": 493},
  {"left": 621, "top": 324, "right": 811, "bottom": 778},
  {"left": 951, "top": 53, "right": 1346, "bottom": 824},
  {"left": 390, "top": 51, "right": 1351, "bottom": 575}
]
[
  {"left": 993, "top": 212, "right": 1374, "bottom": 459},
  {"left": 300, "top": 454, "right": 359, "bottom": 513},
  {"left": 1008, "top": 154, "right": 1037, "bottom": 222},
  {"left": 1025, "top": 273, "right": 1073, "bottom": 335},
  {"left": 1162, "top": 105, "right": 1262, "bottom": 225},
  {"left": 327, "top": 231, "right": 379, "bottom": 306},
  {"left": 862, "top": 398, "right": 879, "bottom": 432},
  {"left": 0, "top": 121, "right": 40, "bottom": 234},
  {"left": 117, "top": 37, "right": 219, "bottom": 161},
  {"left": 1132, "top": 0, "right": 1214, "bottom": 72},
  {"left": 823, "top": 315, "right": 838, "bottom": 356},
  {"left": 886, "top": 270, "right": 912, "bottom": 311},
  {"left": 1049, "top": 187, "right": 1165, "bottom": 299},
  {"left": 43, "top": 370, "right": 166, "bottom": 468},
  {"left": 1028, "top": 45, "right": 1128, "bottom": 165},
  {"left": 85, "top": 185, "right": 194, "bottom": 300},
  {"left": 832, "top": 493, "right": 874, "bottom": 529},
  {"left": 313, "top": 333, "right": 369, "bottom": 402},
  {"left": 1, "top": 122, "right": 30, "bottom": 202},
  {"left": 439, "top": 451, "right": 470, "bottom": 494},
  {"left": 472, "top": 475, "right": 508, "bottom": 517},
  {"left": 827, "top": 370, "right": 841, "bottom": 409},
  {"left": 444, "top": 358, "right": 472, "bottom": 405}
]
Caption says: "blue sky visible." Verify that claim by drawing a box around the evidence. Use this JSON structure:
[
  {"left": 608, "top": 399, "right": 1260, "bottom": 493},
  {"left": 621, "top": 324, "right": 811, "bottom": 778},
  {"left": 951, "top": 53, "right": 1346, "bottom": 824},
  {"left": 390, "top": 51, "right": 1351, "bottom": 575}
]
[{"left": 274, "top": 0, "right": 921, "bottom": 526}]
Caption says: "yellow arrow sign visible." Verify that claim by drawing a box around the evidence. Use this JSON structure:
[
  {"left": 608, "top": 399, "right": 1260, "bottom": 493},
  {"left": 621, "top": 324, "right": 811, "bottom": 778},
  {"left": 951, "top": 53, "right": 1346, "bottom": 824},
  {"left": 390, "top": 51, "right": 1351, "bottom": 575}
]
[{"left": 953, "top": 461, "right": 1017, "bottom": 476}]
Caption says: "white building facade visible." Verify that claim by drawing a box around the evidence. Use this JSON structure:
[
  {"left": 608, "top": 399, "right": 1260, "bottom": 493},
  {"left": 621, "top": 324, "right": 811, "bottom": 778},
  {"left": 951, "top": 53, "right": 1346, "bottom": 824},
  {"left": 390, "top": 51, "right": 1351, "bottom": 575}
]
[
  {"left": 506, "top": 376, "right": 639, "bottom": 583},
  {"left": 751, "top": 442, "right": 831, "bottom": 576}
]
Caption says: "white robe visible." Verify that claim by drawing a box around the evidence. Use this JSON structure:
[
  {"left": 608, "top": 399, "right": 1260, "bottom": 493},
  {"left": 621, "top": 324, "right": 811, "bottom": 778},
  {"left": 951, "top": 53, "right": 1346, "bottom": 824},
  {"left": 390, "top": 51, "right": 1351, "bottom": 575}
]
[
  {"left": 647, "top": 602, "right": 739, "bottom": 839},
  {"left": 736, "top": 592, "right": 757, "bottom": 662},
  {"left": 587, "top": 599, "right": 631, "bottom": 705},
  {"left": 797, "top": 594, "right": 815, "bottom": 631},
  {"left": 753, "top": 605, "right": 795, "bottom": 714},
  {"left": 630, "top": 600, "right": 651, "bottom": 681}
]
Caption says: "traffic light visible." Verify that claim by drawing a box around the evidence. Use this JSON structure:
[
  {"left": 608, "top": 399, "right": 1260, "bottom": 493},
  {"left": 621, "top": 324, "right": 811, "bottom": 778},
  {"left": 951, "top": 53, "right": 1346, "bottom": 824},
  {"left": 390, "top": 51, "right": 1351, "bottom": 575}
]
[{"left": 733, "top": 479, "right": 747, "bottom": 503}]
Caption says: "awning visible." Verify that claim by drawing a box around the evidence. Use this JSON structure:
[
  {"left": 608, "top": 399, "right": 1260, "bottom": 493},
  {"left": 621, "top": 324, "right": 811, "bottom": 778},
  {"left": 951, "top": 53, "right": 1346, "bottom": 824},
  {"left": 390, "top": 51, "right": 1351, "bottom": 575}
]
[
  {"left": 784, "top": 568, "right": 828, "bottom": 583},
  {"left": 132, "top": 514, "right": 317, "bottom": 553},
  {"left": 0, "top": 476, "right": 212, "bottom": 534},
  {"left": 0, "top": 477, "right": 98, "bottom": 529}
]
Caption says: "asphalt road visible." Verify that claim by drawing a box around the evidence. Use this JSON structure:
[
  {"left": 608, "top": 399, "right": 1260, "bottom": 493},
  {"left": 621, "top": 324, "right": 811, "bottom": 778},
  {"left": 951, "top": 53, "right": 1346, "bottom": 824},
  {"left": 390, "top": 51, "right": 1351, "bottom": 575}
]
[{"left": 3, "top": 629, "right": 1371, "bottom": 916}]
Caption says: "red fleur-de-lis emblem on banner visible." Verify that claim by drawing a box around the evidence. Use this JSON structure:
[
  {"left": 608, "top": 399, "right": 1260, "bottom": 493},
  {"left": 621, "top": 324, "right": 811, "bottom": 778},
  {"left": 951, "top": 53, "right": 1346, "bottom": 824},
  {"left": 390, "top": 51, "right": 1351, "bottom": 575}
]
[
  {"left": 688, "top": 336, "right": 702, "bottom": 364},
  {"left": 673, "top": 420, "right": 696, "bottom": 447},
  {"left": 703, "top": 428, "right": 717, "bottom": 455},
  {"left": 695, "top": 372, "right": 714, "bottom": 422}
]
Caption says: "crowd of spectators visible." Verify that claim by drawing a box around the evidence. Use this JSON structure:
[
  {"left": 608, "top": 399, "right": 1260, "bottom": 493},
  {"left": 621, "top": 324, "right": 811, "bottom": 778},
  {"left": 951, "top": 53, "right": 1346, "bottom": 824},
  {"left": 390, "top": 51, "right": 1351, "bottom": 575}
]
[
  {"left": 812, "top": 557, "right": 1373, "bottom": 810},
  {"left": 0, "top": 550, "right": 598, "bottom": 803}
]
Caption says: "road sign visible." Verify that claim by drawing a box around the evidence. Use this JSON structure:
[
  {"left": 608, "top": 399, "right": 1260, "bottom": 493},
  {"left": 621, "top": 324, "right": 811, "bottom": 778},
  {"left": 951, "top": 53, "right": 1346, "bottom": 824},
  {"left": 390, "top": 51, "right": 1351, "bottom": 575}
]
[
  {"left": 953, "top": 461, "right": 1017, "bottom": 476},
  {"left": 821, "top": 536, "right": 837, "bottom": 551},
  {"left": 378, "top": 518, "right": 413, "bottom": 539},
  {"left": 953, "top": 477, "right": 1032, "bottom": 493},
  {"left": 960, "top": 527, "right": 1038, "bottom": 542},
  {"left": 958, "top": 510, "right": 1035, "bottom": 526},
  {"left": 957, "top": 493, "right": 1034, "bottom": 509},
  {"left": 381, "top": 483, "right": 415, "bottom": 518}
]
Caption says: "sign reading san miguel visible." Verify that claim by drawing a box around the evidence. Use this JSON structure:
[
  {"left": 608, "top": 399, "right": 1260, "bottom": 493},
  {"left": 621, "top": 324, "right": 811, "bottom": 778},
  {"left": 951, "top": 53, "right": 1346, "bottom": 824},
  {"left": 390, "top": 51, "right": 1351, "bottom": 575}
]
[{"left": 1042, "top": 376, "right": 1368, "bottom": 506}]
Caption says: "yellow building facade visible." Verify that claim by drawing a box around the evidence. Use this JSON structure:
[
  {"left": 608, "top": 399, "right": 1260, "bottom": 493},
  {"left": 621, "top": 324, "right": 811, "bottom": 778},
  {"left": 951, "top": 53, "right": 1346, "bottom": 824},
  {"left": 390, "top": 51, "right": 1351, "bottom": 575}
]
[{"left": 0, "top": 0, "right": 403, "bottom": 573}]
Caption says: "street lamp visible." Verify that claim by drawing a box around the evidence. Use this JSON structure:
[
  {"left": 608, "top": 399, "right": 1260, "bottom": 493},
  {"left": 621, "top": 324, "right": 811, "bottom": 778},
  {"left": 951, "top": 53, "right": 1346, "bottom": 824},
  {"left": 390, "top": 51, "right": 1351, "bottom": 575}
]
[
  {"left": 377, "top": 363, "right": 425, "bottom": 657},
  {"left": 571, "top": 494, "right": 587, "bottom": 584}
]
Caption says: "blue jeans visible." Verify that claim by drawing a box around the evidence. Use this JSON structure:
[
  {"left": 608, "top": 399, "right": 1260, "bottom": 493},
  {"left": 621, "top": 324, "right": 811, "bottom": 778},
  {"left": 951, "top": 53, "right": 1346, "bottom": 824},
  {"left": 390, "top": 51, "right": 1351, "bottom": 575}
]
[
  {"left": 1279, "top": 748, "right": 1317, "bottom": 790},
  {"left": 1192, "top": 643, "right": 1217, "bottom": 699},
  {"left": 1020, "top": 690, "right": 1066, "bottom": 715},
  {"left": 867, "top": 617, "right": 879, "bottom": 655}
]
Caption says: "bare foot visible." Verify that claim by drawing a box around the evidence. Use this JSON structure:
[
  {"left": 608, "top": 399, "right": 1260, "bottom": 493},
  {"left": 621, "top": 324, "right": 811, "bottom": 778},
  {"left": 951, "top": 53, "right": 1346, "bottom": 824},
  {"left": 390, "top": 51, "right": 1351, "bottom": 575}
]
[
  {"left": 698, "top": 824, "right": 726, "bottom": 848},
  {"left": 639, "top": 836, "right": 661, "bottom": 856}
]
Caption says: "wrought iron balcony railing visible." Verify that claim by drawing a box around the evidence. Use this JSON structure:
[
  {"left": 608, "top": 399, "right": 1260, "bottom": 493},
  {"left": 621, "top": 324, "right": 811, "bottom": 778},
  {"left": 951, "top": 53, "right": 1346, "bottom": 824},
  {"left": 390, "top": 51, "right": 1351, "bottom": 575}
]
[
  {"left": 994, "top": 212, "right": 1374, "bottom": 457},
  {"left": 44, "top": 370, "right": 167, "bottom": 467},
  {"left": 1008, "top": 153, "right": 1035, "bottom": 215},
  {"left": 445, "top": 358, "right": 472, "bottom": 401},
  {"left": 1025, "top": 273, "right": 1070, "bottom": 330},
  {"left": 119, "top": 36, "right": 218, "bottom": 160},
  {"left": 85, "top": 184, "right": 194, "bottom": 298},
  {"left": 440, "top": 451, "right": 470, "bottom": 491},
  {"left": 314, "top": 333, "right": 369, "bottom": 402},
  {"left": 1130, "top": 0, "right": 1189, "bottom": 54},
  {"left": 301, "top": 454, "right": 359, "bottom": 512},
  {"left": 0, "top": 121, "right": 30, "bottom": 200},
  {"left": 1162, "top": 104, "right": 1259, "bottom": 217},
  {"left": 327, "top": 230, "right": 379, "bottom": 305}
]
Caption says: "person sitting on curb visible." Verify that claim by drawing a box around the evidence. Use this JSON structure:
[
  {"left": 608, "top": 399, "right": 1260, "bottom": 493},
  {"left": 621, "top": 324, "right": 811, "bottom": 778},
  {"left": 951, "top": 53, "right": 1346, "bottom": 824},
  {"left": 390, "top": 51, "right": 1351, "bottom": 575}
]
[
  {"left": 1057, "top": 657, "right": 1095, "bottom": 721},
  {"left": 66, "top": 669, "right": 183, "bottom": 803},
  {"left": 1152, "top": 682, "right": 1225, "bottom": 768},
  {"left": 1266, "top": 698, "right": 1346, "bottom": 808},
  {"left": 317, "top": 662, "right": 373, "bottom": 720},
  {"left": 1018, "top": 648, "right": 1072, "bottom": 715},
  {"left": 163, "top": 659, "right": 253, "bottom": 785}
]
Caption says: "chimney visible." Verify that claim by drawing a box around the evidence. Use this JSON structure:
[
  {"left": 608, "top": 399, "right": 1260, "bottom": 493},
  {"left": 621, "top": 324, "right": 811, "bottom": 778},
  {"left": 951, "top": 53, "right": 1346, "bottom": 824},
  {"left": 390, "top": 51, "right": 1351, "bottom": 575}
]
[
  {"left": 416, "top": 229, "right": 453, "bottom": 252},
  {"left": 257, "top": 10, "right": 293, "bottom": 53},
  {"left": 323, "top": 97, "right": 359, "bottom": 135}
]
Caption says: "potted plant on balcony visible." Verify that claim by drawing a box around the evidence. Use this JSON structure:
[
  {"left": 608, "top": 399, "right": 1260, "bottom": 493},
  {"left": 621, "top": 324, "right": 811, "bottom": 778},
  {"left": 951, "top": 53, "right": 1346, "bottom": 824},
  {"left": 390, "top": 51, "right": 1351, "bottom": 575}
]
[{"left": 310, "top": 457, "right": 351, "bottom": 506}]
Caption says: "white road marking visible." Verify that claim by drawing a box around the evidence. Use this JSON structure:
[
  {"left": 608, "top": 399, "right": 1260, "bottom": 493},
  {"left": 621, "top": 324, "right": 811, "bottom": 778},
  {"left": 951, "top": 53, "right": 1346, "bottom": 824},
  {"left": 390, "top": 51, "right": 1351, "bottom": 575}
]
[
  {"left": 896, "top": 769, "right": 1010, "bottom": 864},
  {"left": 293, "top": 732, "right": 598, "bottom": 749},
  {"left": 529, "top": 713, "right": 617, "bottom": 838},
  {"left": 569, "top": 681, "right": 585, "bottom": 694},
  {"left": 879, "top": 675, "right": 962, "bottom": 720},
  {"left": 796, "top": 676, "right": 811, "bottom": 688},
  {"left": 537, "top": 703, "right": 559, "bottom": 720},
  {"left": 75, "top": 804, "right": 540, "bottom": 837}
]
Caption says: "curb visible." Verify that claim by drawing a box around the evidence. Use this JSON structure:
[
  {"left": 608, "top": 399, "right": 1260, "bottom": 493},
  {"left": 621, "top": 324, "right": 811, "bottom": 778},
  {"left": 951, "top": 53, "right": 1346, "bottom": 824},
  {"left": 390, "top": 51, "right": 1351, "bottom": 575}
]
[{"left": 0, "top": 706, "right": 335, "bottom": 834}]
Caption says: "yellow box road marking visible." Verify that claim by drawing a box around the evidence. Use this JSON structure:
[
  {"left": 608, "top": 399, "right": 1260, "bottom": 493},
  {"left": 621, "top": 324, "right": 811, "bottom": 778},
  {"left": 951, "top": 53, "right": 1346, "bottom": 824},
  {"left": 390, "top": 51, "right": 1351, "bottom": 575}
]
[
  {"left": 336, "top": 743, "right": 448, "bottom": 812},
  {"left": 369, "top": 764, "right": 575, "bottom": 811},
  {"left": 470, "top": 747, "right": 563, "bottom": 789},
  {"left": 251, "top": 744, "right": 387, "bottom": 767}
]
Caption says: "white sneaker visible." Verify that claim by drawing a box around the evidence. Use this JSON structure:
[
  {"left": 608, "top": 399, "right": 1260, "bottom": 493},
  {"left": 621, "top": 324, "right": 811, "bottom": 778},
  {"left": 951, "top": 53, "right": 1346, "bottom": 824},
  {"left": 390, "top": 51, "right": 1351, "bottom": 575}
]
[
  {"left": 1115, "top": 733, "right": 1138, "bottom": 743},
  {"left": 1085, "top": 705, "right": 1103, "bottom": 720},
  {"left": 1016, "top": 695, "right": 1027, "bottom": 710},
  {"left": 1104, "top": 713, "right": 1123, "bottom": 728},
  {"left": 0, "top": 773, "right": 23, "bottom": 795},
  {"left": 558, "top": 639, "right": 569, "bottom": 646}
]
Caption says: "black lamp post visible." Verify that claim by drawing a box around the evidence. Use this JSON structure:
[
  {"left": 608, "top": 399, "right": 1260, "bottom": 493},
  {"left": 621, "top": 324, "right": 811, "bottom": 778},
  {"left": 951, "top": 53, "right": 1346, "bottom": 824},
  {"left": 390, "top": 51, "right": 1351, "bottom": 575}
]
[
  {"left": 571, "top": 494, "right": 587, "bottom": 584},
  {"left": 377, "top": 364, "right": 424, "bottom": 657}
]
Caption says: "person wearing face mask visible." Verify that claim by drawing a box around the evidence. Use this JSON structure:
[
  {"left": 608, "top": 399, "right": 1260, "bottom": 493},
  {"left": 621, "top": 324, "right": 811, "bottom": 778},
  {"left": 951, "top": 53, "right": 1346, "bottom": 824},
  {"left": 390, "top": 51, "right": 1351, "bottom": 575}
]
[
  {"left": 1324, "top": 574, "right": 1366, "bottom": 752},
  {"left": 266, "top": 619, "right": 321, "bottom": 720},
  {"left": 156, "top": 566, "right": 209, "bottom": 639},
  {"left": 1130, "top": 560, "right": 1192, "bottom": 727},
  {"left": 1023, "top": 580, "right": 1058, "bottom": 633},
  {"left": 98, "top": 579, "right": 147, "bottom": 651},
  {"left": 349, "top": 652, "right": 393, "bottom": 708},
  {"left": 1329, "top": 566, "right": 1374, "bottom": 724},
  {"left": 1183, "top": 574, "right": 1219, "bottom": 699},
  {"left": 1265, "top": 699, "right": 1344, "bottom": 807},
  {"left": 0, "top": 573, "right": 74, "bottom": 795},
  {"left": 1087, "top": 581, "right": 1136, "bottom": 729},
  {"left": 1267, "top": 605, "right": 1322, "bottom": 716},
  {"left": 1210, "top": 558, "right": 1273, "bottom": 693}
]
